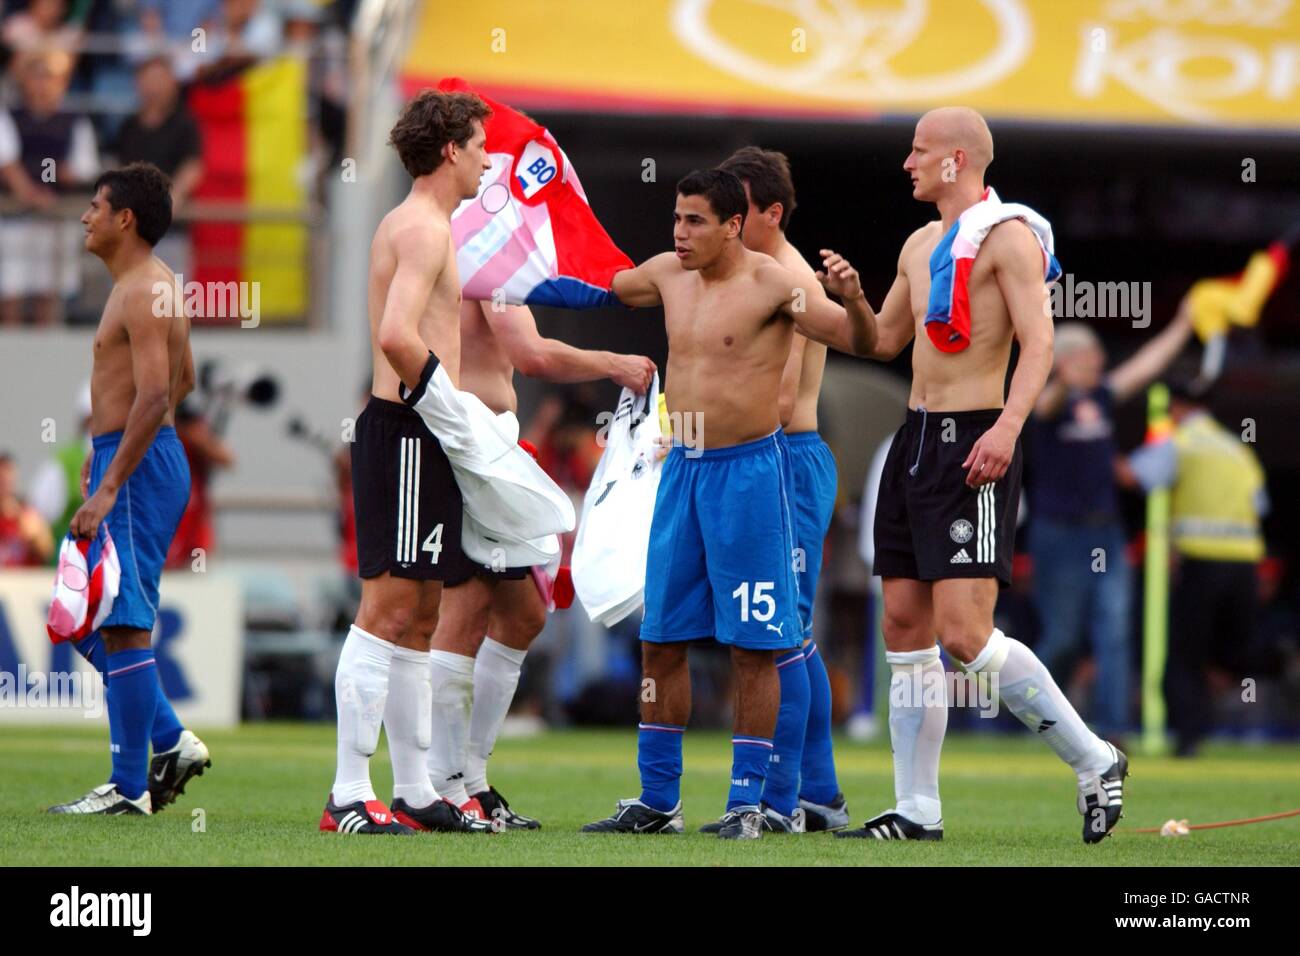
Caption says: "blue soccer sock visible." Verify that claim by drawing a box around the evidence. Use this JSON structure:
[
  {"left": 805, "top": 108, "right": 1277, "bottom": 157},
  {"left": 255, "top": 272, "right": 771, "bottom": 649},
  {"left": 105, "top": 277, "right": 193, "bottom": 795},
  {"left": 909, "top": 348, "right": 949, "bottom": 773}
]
[
  {"left": 76, "top": 635, "right": 183, "bottom": 753},
  {"left": 800, "top": 641, "right": 841, "bottom": 804},
  {"left": 105, "top": 650, "right": 161, "bottom": 800},
  {"left": 727, "top": 736, "right": 773, "bottom": 810},
  {"left": 762, "top": 648, "right": 810, "bottom": 815},
  {"left": 77, "top": 634, "right": 185, "bottom": 754},
  {"left": 637, "top": 723, "right": 685, "bottom": 812}
]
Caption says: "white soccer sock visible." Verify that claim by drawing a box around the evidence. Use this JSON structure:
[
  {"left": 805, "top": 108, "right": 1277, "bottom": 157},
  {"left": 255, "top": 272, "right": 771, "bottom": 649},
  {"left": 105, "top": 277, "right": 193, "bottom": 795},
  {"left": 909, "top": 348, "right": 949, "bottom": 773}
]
[
  {"left": 886, "top": 646, "right": 947, "bottom": 825},
  {"left": 968, "top": 628, "right": 1114, "bottom": 783},
  {"left": 428, "top": 649, "right": 476, "bottom": 807},
  {"left": 384, "top": 644, "right": 438, "bottom": 809},
  {"left": 332, "top": 625, "right": 394, "bottom": 806},
  {"left": 464, "top": 637, "right": 528, "bottom": 796}
]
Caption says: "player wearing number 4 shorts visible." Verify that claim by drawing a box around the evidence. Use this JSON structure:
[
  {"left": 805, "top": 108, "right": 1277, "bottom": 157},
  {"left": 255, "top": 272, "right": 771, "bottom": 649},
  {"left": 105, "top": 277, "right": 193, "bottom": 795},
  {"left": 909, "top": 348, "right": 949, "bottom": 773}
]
[{"left": 321, "top": 90, "right": 495, "bottom": 836}]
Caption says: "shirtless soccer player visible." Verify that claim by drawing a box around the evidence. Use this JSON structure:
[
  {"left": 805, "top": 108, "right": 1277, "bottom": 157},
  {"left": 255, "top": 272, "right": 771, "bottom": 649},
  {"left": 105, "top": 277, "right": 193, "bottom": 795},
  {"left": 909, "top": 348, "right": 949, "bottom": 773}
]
[
  {"left": 321, "top": 90, "right": 495, "bottom": 836},
  {"left": 583, "top": 168, "right": 879, "bottom": 839},
  {"left": 426, "top": 300, "right": 654, "bottom": 828},
  {"left": 836, "top": 107, "right": 1127, "bottom": 844},
  {"left": 50, "top": 162, "right": 210, "bottom": 816},
  {"left": 690, "top": 146, "right": 848, "bottom": 834}
]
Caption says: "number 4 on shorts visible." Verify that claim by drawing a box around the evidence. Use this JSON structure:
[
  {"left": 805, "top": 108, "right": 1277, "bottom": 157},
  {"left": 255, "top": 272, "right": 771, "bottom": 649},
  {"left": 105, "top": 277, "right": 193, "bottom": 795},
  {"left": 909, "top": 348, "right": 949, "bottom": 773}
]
[
  {"left": 422, "top": 524, "right": 443, "bottom": 563},
  {"left": 732, "top": 581, "right": 775, "bottom": 622}
]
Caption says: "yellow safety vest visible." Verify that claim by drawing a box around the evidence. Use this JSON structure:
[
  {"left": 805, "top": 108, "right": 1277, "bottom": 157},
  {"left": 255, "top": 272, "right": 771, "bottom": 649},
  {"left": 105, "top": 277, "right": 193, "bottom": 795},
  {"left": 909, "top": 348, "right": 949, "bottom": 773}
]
[{"left": 1170, "top": 414, "right": 1264, "bottom": 562}]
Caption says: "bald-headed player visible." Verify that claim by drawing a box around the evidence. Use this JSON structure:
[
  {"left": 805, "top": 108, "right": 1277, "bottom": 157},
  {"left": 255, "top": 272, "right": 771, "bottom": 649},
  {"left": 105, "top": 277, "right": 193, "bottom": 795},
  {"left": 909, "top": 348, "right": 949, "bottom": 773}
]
[
  {"left": 583, "top": 168, "right": 878, "bottom": 838},
  {"left": 321, "top": 89, "right": 496, "bottom": 835},
  {"left": 48, "top": 163, "right": 210, "bottom": 816},
  {"left": 697, "top": 146, "right": 846, "bottom": 833},
  {"left": 425, "top": 300, "right": 654, "bottom": 828},
  {"left": 836, "top": 107, "right": 1126, "bottom": 843}
]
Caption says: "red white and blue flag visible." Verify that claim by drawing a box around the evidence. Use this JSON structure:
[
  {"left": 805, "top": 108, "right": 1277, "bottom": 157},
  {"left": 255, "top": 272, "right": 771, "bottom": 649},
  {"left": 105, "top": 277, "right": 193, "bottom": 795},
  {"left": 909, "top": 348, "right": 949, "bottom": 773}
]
[
  {"left": 47, "top": 525, "right": 120, "bottom": 644},
  {"left": 437, "top": 77, "right": 631, "bottom": 308}
]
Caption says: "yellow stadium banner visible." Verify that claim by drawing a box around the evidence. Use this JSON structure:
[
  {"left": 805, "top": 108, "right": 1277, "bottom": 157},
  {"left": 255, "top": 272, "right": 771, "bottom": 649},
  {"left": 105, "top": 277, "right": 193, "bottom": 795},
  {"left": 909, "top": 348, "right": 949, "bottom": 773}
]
[{"left": 403, "top": 0, "right": 1300, "bottom": 129}]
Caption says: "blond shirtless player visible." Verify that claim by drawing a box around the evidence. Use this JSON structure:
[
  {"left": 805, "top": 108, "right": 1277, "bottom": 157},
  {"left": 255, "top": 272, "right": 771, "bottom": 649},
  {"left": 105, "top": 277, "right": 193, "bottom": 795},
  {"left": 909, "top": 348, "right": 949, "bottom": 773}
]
[
  {"left": 321, "top": 90, "right": 495, "bottom": 835},
  {"left": 835, "top": 108, "right": 1127, "bottom": 844},
  {"left": 425, "top": 300, "right": 655, "bottom": 827},
  {"left": 48, "top": 163, "right": 210, "bottom": 817},
  {"left": 582, "top": 168, "right": 878, "bottom": 838}
]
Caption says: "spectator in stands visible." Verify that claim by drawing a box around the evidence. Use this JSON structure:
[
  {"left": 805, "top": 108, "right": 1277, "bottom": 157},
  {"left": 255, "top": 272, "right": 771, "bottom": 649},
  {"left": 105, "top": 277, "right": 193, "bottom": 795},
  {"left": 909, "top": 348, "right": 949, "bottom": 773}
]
[
  {"left": 284, "top": 0, "right": 347, "bottom": 187},
  {"left": 0, "top": 452, "right": 54, "bottom": 567},
  {"left": 190, "top": 0, "right": 283, "bottom": 85},
  {"left": 110, "top": 53, "right": 203, "bottom": 276},
  {"left": 2, "top": 0, "right": 82, "bottom": 69},
  {"left": 1118, "top": 381, "right": 1269, "bottom": 757},
  {"left": 524, "top": 388, "right": 604, "bottom": 498},
  {"left": 138, "top": 0, "right": 221, "bottom": 43},
  {"left": 1026, "top": 302, "right": 1194, "bottom": 741},
  {"left": 0, "top": 51, "right": 98, "bottom": 326}
]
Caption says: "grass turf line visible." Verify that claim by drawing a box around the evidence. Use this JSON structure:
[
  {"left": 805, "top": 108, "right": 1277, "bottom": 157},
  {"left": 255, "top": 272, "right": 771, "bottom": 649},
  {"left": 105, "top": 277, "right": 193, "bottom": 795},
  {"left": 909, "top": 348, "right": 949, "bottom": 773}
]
[{"left": 2, "top": 724, "right": 1297, "bottom": 866}]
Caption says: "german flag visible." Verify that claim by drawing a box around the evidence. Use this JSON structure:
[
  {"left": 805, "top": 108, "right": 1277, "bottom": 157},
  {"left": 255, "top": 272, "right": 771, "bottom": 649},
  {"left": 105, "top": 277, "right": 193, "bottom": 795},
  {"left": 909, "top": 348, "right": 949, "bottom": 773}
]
[{"left": 188, "top": 58, "right": 308, "bottom": 323}]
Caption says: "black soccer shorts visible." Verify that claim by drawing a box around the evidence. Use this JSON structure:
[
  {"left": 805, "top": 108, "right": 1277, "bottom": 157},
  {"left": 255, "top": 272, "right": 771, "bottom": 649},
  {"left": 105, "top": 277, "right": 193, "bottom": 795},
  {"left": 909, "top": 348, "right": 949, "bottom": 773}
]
[
  {"left": 351, "top": 396, "right": 465, "bottom": 581},
  {"left": 872, "top": 407, "right": 1023, "bottom": 588}
]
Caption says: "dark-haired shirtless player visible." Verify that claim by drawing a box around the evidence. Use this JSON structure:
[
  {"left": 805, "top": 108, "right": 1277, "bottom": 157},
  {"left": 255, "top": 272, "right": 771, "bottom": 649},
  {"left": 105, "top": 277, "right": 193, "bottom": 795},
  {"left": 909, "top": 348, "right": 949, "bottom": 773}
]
[
  {"left": 584, "top": 168, "right": 879, "bottom": 839},
  {"left": 49, "top": 162, "right": 210, "bottom": 816}
]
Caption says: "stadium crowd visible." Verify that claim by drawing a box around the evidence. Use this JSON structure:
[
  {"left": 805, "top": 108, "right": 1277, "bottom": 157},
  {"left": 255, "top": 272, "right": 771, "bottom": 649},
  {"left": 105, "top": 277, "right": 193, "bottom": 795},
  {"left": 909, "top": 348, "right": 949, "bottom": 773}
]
[{"left": 0, "top": 0, "right": 352, "bottom": 325}]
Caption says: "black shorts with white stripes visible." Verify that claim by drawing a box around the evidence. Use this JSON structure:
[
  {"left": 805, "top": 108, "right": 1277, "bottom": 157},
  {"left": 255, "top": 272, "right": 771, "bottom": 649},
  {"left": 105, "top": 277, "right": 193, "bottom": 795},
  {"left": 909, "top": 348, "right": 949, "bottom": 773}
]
[
  {"left": 351, "top": 396, "right": 465, "bottom": 581},
  {"left": 872, "top": 406, "right": 1022, "bottom": 588}
]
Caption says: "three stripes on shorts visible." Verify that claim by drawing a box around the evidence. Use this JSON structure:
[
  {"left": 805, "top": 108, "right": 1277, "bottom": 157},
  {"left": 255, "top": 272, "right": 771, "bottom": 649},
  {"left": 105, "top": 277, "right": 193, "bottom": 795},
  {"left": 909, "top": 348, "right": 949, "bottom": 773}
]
[
  {"left": 395, "top": 436, "right": 422, "bottom": 563},
  {"left": 974, "top": 482, "right": 996, "bottom": 563}
]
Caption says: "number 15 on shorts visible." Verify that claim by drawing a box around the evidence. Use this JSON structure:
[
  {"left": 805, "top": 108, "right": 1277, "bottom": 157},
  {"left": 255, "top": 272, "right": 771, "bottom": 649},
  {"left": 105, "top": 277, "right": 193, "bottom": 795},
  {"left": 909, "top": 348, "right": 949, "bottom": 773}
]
[{"left": 732, "top": 581, "right": 775, "bottom": 622}]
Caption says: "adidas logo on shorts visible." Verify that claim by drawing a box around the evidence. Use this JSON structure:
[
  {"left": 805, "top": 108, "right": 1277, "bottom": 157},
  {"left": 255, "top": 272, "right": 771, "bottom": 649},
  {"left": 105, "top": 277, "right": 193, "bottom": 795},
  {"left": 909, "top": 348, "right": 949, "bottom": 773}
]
[{"left": 950, "top": 548, "right": 972, "bottom": 564}]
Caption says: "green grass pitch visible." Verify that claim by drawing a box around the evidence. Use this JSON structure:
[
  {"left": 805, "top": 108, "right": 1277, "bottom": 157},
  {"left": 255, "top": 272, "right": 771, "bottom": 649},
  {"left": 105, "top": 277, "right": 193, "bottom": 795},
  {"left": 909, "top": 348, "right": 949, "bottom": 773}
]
[{"left": 2, "top": 724, "right": 1298, "bottom": 866}]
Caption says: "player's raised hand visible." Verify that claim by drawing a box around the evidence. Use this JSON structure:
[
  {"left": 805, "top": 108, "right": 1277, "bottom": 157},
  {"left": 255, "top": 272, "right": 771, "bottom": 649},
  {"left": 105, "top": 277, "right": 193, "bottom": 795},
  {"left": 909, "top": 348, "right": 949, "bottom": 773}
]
[
  {"left": 816, "top": 249, "right": 864, "bottom": 300},
  {"left": 611, "top": 354, "right": 656, "bottom": 394}
]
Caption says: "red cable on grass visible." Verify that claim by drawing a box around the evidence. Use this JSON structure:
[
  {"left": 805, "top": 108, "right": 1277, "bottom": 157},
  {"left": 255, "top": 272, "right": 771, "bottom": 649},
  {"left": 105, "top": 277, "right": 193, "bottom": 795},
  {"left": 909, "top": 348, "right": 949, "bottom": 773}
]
[{"left": 1124, "top": 807, "right": 1300, "bottom": 834}]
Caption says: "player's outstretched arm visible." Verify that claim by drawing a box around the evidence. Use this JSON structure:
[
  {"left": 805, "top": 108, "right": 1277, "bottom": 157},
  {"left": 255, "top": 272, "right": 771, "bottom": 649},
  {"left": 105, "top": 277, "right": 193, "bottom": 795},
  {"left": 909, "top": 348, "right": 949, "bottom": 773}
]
[
  {"left": 482, "top": 302, "right": 656, "bottom": 392},
  {"left": 962, "top": 221, "right": 1053, "bottom": 487},
  {"left": 377, "top": 222, "right": 445, "bottom": 389},
  {"left": 772, "top": 252, "right": 878, "bottom": 356},
  {"left": 611, "top": 253, "right": 673, "bottom": 308},
  {"left": 69, "top": 282, "right": 173, "bottom": 538}
]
